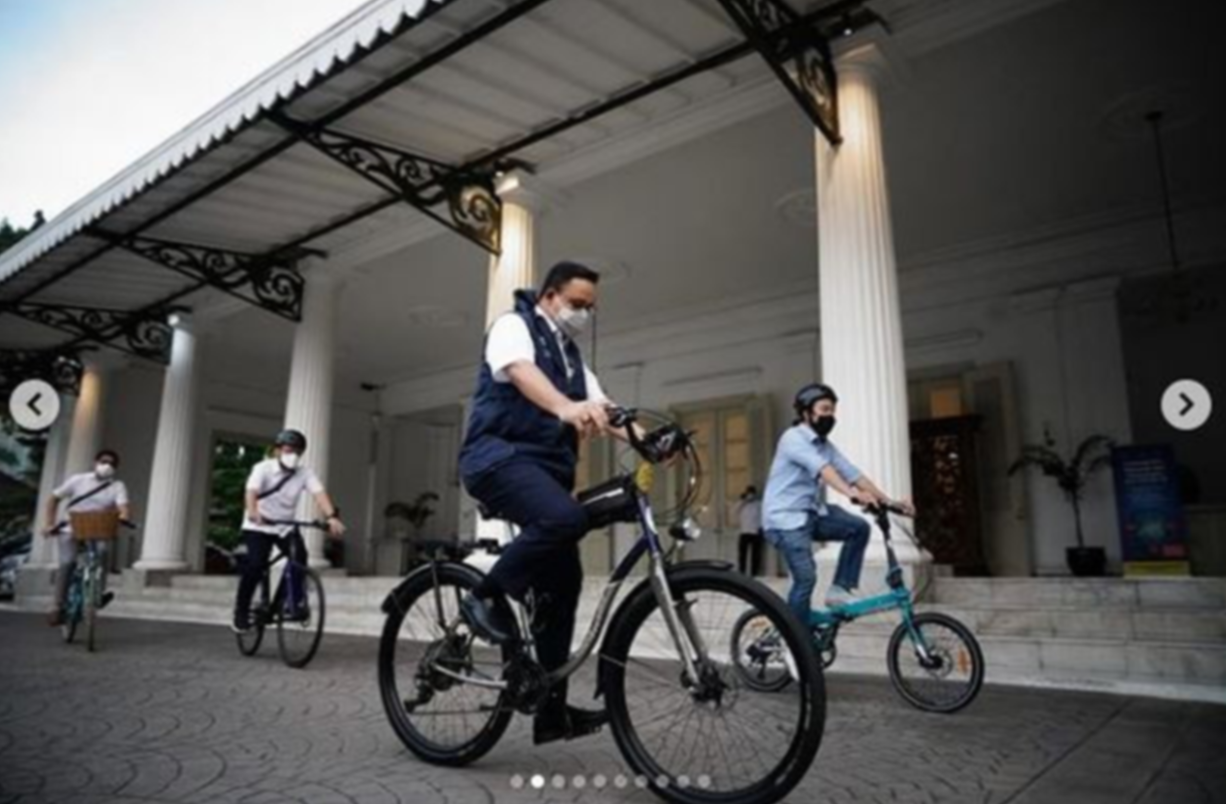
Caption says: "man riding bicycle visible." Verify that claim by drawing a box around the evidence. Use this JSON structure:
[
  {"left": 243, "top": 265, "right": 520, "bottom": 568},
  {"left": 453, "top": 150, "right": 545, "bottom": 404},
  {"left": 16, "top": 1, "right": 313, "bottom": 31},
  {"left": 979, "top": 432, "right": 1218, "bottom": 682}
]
[
  {"left": 763, "top": 383, "right": 915, "bottom": 626},
  {"left": 43, "top": 448, "right": 130, "bottom": 626},
  {"left": 457, "top": 260, "right": 627, "bottom": 746},
  {"left": 232, "top": 429, "right": 345, "bottom": 633}
]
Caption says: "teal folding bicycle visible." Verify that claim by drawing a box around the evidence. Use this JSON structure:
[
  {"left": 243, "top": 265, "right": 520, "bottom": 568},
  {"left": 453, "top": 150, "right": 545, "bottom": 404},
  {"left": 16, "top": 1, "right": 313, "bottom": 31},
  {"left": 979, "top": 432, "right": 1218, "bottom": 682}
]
[{"left": 731, "top": 501, "right": 984, "bottom": 713}]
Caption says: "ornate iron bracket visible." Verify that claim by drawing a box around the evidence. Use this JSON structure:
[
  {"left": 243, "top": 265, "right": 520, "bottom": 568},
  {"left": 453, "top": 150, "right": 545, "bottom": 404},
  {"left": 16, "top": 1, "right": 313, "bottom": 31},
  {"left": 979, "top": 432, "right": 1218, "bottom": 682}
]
[
  {"left": 93, "top": 230, "right": 306, "bottom": 322},
  {"left": 716, "top": 0, "right": 842, "bottom": 144},
  {"left": 0, "top": 348, "right": 85, "bottom": 397},
  {"left": 0, "top": 302, "right": 172, "bottom": 364},
  {"left": 272, "top": 114, "right": 503, "bottom": 255}
]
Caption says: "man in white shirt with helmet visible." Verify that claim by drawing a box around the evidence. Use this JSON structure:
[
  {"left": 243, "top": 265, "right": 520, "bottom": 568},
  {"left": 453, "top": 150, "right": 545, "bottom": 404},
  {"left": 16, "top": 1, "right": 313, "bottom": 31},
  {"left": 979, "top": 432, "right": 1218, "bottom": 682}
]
[{"left": 232, "top": 428, "right": 345, "bottom": 633}]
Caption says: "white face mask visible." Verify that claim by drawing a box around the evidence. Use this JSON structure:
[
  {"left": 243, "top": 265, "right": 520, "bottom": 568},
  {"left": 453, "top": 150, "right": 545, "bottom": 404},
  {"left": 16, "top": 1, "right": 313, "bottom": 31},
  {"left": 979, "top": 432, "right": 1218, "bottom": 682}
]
[
  {"left": 95, "top": 463, "right": 115, "bottom": 479},
  {"left": 556, "top": 302, "right": 591, "bottom": 337},
  {"left": 279, "top": 452, "right": 301, "bottom": 471}
]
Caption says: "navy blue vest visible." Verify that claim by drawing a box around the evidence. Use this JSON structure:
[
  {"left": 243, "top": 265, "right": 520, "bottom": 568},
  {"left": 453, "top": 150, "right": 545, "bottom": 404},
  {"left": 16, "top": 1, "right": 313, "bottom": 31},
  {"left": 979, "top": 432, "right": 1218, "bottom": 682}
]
[{"left": 459, "top": 290, "right": 589, "bottom": 486}]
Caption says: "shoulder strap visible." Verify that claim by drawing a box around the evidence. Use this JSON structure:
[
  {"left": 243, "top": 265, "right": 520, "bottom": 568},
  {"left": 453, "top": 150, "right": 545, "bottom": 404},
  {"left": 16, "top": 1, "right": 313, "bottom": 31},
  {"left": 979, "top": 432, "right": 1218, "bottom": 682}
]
[
  {"left": 257, "top": 468, "right": 297, "bottom": 500},
  {"left": 66, "top": 481, "right": 114, "bottom": 510}
]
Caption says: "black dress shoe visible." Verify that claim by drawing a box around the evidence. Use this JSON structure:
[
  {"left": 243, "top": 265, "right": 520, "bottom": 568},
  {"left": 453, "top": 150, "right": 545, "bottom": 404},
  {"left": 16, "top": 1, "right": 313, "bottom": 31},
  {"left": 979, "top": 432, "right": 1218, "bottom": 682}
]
[
  {"left": 533, "top": 704, "right": 609, "bottom": 745},
  {"left": 460, "top": 593, "right": 515, "bottom": 644},
  {"left": 100, "top": 591, "right": 115, "bottom": 610}
]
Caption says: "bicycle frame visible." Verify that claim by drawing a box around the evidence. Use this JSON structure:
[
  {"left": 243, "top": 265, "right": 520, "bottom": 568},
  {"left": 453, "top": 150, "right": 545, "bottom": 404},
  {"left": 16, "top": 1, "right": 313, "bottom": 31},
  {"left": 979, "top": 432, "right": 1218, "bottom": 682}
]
[
  {"left": 807, "top": 509, "right": 935, "bottom": 664},
  {"left": 66, "top": 542, "right": 103, "bottom": 611},
  {"left": 432, "top": 489, "right": 704, "bottom": 691},
  {"left": 250, "top": 529, "right": 309, "bottom": 622}
]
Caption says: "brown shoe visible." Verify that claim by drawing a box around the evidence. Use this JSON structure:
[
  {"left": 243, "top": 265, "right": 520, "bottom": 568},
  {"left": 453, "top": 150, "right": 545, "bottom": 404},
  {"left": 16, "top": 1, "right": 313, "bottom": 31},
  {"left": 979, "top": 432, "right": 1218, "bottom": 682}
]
[{"left": 48, "top": 609, "right": 64, "bottom": 627}]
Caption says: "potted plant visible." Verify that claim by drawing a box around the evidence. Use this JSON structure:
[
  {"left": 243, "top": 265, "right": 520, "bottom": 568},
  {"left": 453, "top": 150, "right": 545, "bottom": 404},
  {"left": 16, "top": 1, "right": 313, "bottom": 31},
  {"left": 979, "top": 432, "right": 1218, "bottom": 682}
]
[
  {"left": 385, "top": 492, "right": 440, "bottom": 573},
  {"left": 1008, "top": 433, "right": 1116, "bottom": 577}
]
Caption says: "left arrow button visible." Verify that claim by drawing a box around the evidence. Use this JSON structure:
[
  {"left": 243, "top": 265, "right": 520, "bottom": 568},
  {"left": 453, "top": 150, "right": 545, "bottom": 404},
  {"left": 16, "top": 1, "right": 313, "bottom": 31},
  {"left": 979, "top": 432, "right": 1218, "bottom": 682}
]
[{"left": 9, "top": 380, "right": 61, "bottom": 431}]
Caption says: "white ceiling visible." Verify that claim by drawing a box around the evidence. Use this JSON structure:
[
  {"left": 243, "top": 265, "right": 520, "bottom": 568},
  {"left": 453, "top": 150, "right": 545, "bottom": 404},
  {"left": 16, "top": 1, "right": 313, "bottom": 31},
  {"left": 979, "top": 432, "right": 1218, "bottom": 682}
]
[{"left": 191, "top": 0, "right": 1226, "bottom": 394}]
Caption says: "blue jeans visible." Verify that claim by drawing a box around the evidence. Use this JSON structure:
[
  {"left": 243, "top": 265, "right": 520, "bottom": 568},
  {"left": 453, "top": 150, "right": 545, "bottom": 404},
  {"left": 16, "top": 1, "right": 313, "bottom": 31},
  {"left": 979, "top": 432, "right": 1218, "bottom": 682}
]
[{"left": 765, "top": 506, "right": 871, "bottom": 625}]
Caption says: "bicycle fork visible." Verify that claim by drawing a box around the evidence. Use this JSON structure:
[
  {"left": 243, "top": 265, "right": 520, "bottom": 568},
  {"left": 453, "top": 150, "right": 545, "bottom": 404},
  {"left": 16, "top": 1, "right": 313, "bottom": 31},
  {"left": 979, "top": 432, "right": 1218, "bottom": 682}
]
[{"left": 648, "top": 559, "right": 704, "bottom": 688}]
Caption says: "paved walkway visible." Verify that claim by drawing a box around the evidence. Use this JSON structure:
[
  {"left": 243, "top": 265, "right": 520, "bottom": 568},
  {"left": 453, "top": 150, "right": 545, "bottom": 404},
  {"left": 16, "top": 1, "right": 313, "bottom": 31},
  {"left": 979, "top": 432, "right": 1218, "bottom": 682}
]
[{"left": 1, "top": 612, "right": 1223, "bottom": 804}]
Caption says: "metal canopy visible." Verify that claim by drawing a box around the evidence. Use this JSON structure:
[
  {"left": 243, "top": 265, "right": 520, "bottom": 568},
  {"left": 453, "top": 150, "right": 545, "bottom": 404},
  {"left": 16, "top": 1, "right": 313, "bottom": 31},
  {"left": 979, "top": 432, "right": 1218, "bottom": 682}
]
[{"left": 0, "top": 0, "right": 874, "bottom": 368}]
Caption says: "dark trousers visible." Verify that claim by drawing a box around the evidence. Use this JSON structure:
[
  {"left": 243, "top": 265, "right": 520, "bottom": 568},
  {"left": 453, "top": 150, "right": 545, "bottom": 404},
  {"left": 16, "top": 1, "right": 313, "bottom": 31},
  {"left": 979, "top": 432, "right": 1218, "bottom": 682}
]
[
  {"left": 234, "top": 529, "right": 305, "bottom": 615},
  {"left": 738, "top": 531, "right": 764, "bottom": 576},
  {"left": 466, "top": 460, "right": 588, "bottom": 673}
]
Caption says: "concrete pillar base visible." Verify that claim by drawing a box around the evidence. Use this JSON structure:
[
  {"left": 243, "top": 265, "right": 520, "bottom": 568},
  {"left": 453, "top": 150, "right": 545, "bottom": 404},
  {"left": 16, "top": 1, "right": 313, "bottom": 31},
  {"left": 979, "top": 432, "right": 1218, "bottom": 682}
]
[
  {"left": 124, "top": 567, "right": 186, "bottom": 589},
  {"left": 14, "top": 565, "right": 57, "bottom": 609}
]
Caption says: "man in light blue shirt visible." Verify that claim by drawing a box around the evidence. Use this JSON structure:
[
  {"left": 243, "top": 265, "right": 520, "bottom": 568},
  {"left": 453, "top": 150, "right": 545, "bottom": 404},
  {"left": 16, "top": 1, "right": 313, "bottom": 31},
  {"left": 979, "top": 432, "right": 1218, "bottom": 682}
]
[{"left": 763, "top": 383, "right": 914, "bottom": 625}]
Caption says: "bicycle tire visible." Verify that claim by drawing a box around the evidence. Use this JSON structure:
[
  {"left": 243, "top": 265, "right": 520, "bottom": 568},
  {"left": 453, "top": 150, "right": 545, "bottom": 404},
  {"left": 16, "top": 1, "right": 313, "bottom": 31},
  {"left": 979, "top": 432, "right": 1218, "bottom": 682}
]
[
  {"left": 378, "top": 562, "right": 515, "bottom": 767},
  {"left": 887, "top": 612, "right": 984, "bottom": 714},
  {"left": 236, "top": 619, "right": 265, "bottom": 656},
  {"left": 275, "top": 565, "right": 325, "bottom": 669},
  {"left": 729, "top": 608, "right": 793, "bottom": 692},
  {"left": 61, "top": 570, "right": 80, "bottom": 644},
  {"left": 601, "top": 565, "right": 825, "bottom": 804},
  {"left": 85, "top": 569, "right": 98, "bottom": 653}
]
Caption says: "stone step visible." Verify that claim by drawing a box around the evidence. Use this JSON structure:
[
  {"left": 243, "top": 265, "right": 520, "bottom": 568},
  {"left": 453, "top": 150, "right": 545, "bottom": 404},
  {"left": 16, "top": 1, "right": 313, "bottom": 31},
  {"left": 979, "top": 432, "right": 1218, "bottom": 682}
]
[
  {"left": 123, "top": 576, "right": 1226, "bottom": 645},
  {"left": 100, "top": 593, "right": 1226, "bottom": 702},
  {"left": 824, "top": 605, "right": 1226, "bottom": 644},
  {"left": 929, "top": 577, "right": 1226, "bottom": 610},
  {"left": 831, "top": 630, "right": 1226, "bottom": 687}
]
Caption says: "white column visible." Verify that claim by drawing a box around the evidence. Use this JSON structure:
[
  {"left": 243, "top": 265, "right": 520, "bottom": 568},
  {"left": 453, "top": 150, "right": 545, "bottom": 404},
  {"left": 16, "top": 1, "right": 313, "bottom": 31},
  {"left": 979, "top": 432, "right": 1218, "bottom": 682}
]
[
  {"left": 485, "top": 171, "right": 544, "bottom": 323},
  {"left": 62, "top": 359, "right": 111, "bottom": 475},
  {"left": 26, "top": 396, "right": 77, "bottom": 568},
  {"left": 285, "top": 271, "right": 340, "bottom": 569},
  {"left": 815, "top": 45, "right": 925, "bottom": 576},
  {"left": 471, "top": 172, "right": 553, "bottom": 541},
  {"left": 135, "top": 316, "right": 200, "bottom": 572}
]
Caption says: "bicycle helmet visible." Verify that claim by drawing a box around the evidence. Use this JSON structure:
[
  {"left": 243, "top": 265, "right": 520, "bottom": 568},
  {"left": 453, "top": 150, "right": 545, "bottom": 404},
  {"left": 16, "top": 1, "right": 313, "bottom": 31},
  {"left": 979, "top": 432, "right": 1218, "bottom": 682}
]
[
  {"left": 274, "top": 428, "right": 308, "bottom": 452},
  {"left": 793, "top": 383, "right": 838, "bottom": 416}
]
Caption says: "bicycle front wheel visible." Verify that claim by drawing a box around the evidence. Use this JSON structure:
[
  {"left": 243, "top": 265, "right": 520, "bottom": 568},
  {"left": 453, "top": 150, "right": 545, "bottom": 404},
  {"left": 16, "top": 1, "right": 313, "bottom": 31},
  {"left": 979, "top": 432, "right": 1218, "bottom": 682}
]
[
  {"left": 61, "top": 571, "right": 81, "bottom": 644},
  {"left": 887, "top": 612, "right": 984, "bottom": 713},
  {"left": 275, "top": 566, "right": 325, "bottom": 669},
  {"left": 84, "top": 569, "right": 99, "bottom": 653},
  {"left": 601, "top": 566, "right": 825, "bottom": 804}
]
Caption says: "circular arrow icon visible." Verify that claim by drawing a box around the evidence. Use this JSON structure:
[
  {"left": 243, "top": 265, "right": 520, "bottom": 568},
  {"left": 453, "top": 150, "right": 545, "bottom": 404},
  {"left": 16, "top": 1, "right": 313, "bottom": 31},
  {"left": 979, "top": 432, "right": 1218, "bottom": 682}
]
[
  {"left": 9, "top": 379, "right": 62, "bottom": 432},
  {"left": 1161, "top": 379, "right": 1212, "bottom": 432}
]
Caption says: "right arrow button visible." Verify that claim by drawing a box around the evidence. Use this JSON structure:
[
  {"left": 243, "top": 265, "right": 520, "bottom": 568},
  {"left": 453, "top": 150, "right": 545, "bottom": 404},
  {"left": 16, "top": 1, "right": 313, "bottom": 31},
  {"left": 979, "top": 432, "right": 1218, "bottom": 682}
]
[{"left": 1162, "top": 380, "right": 1213, "bottom": 432}]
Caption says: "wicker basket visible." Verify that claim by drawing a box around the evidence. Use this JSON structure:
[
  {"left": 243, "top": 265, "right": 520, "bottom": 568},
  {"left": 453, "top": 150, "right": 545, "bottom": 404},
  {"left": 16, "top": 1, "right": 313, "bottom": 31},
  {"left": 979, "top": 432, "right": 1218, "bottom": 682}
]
[{"left": 70, "top": 509, "right": 121, "bottom": 541}]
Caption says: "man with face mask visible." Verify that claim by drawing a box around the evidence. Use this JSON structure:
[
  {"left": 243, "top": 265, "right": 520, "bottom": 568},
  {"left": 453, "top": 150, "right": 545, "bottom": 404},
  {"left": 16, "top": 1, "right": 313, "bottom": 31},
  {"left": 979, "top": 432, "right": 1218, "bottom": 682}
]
[
  {"left": 457, "top": 260, "right": 618, "bottom": 746},
  {"left": 43, "top": 449, "right": 130, "bottom": 626},
  {"left": 232, "top": 429, "right": 346, "bottom": 633},
  {"left": 762, "top": 383, "right": 915, "bottom": 626}
]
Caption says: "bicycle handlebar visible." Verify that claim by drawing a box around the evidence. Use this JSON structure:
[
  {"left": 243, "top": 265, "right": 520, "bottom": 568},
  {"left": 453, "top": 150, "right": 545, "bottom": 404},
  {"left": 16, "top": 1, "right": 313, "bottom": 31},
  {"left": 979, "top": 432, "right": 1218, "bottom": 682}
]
[
  {"left": 856, "top": 500, "right": 912, "bottom": 518},
  {"left": 606, "top": 406, "right": 690, "bottom": 464}
]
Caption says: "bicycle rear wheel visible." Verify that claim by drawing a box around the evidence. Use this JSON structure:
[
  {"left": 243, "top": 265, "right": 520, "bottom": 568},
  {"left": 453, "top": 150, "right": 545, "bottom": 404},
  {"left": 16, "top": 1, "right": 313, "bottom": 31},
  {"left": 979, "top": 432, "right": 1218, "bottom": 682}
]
[
  {"left": 379, "top": 562, "right": 514, "bottom": 766},
  {"left": 237, "top": 577, "right": 269, "bottom": 657},
  {"left": 887, "top": 612, "right": 984, "bottom": 713},
  {"left": 729, "top": 608, "right": 794, "bottom": 692},
  {"left": 601, "top": 566, "right": 825, "bottom": 804},
  {"left": 275, "top": 565, "right": 325, "bottom": 668},
  {"left": 236, "top": 612, "right": 266, "bottom": 656}
]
